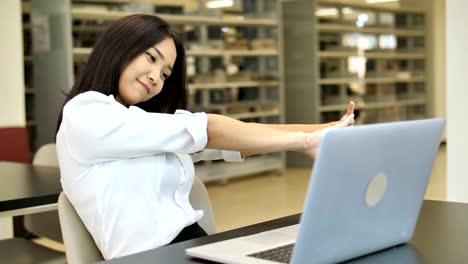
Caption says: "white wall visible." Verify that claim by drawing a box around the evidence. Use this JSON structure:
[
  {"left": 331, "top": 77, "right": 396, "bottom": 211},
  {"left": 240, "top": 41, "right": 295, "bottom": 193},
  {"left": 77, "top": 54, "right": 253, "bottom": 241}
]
[
  {"left": 0, "top": 0, "right": 23, "bottom": 240},
  {"left": 0, "top": 0, "right": 25, "bottom": 127},
  {"left": 446, "top": 0, "right": 468, "bottom": 203}
]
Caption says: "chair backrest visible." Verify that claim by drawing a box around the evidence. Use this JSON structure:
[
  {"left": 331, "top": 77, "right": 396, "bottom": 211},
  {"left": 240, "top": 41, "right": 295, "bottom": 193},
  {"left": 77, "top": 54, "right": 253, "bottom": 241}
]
[
  {"left": 0, "top": 127, "right": 30, "bottom": 163},
  {"left": 190, "top": 177, "right": 216, "bottom": 235},
  {"left": 24, "top": 143, "right": 63, "bottom": 242},
  {"left": 58, "top": 192, "right": 104, "bottom": 264},
  {"left": 32, "top": 143, "right": 59, "bottom": 167}
]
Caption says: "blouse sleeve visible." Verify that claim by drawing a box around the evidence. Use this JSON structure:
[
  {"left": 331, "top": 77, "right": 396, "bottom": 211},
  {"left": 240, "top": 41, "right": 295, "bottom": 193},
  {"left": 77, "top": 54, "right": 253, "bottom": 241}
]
[{"left": 60, "top": 91, "right": 208, "bottom": 164}]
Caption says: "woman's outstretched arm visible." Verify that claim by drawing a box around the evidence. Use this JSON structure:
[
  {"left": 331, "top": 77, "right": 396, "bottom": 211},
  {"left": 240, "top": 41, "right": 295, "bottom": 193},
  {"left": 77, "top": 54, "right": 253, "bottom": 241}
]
[
  {"left": 248, "top": 101, "right": 355, "bottom": 133},
  {"left": 205, "top": 101, "right": 355, "bottom": 158},
  {"left": 205, "top": 112, "right": 354, "bottom": 159}
]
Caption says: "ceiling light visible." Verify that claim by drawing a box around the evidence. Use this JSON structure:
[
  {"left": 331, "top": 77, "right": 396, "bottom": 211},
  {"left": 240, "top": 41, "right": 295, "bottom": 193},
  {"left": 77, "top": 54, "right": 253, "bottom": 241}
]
[
  {"left": 358, "top": 14, "right": 369, "bottom": 22},
  {"left": 206, "top": 0, "right": 234, "bottom": 9},
  {"left": 366, "top": 0, "right": 399, "bottom": 3},
  {"left": 342, "top": 7, "right": 353, "bottom": 15},
  {"left": 316, "top": 8, "right": 338, "bottom": 17}
]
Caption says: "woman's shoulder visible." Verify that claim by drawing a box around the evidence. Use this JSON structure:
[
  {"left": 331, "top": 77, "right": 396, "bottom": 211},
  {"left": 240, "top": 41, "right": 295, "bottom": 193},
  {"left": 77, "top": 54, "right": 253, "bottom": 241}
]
[
  {"left": 62, "top": 91, "right": 125, "bottom": 120},
  {"left": 66, "top": 91, "right": 117, "bottom": 108}
]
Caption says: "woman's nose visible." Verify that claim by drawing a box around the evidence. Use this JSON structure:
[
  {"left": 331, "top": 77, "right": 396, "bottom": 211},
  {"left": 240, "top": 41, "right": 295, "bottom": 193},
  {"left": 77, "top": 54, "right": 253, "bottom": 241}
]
[{"left": 147, "top": 68, "right": 160, "bottom": 85}]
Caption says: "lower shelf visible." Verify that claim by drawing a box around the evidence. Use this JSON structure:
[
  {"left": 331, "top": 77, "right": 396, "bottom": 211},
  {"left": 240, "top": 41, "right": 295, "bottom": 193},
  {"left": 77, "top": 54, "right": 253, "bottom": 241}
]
[{"left": 195, "top": 155, "right": 284, "bottom": 183}]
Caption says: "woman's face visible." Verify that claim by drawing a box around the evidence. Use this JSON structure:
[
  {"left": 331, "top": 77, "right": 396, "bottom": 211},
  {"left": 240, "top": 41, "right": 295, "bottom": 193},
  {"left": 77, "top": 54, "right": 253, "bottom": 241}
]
[{"left": 117, "top": 37, "right": 177, "bottom": 106}]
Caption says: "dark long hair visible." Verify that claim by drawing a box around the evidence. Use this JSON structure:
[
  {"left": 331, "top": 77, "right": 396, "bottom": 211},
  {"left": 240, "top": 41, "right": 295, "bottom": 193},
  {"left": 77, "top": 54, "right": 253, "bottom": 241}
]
[{"left": 56, "top": 14, "right": 187, "bottom": 132}]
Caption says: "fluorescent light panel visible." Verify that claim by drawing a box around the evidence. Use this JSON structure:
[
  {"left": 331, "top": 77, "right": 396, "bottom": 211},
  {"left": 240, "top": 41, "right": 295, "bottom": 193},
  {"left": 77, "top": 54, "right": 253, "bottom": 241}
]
[
  {"left": 316, "top": 8, "right": 338, "bottom": 17},
  {"left": 206, "top": 0, "right": 234, "bottom": 9},
  {"left": 366, "top": 0, "right": 399, "bottom": 3}
]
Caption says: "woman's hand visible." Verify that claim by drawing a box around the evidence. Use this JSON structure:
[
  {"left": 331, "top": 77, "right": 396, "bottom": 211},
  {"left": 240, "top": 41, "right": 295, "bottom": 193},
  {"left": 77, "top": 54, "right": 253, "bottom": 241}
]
[
  {"left": 339, "top": 101, "right": 355, "bottom": 127},
  {"left": 303, "top": 113, "right": 355, "bottom": 159}
]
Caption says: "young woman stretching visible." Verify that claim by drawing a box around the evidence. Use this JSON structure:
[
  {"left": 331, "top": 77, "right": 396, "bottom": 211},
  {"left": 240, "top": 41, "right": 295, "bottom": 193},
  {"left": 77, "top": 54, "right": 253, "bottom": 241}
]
[{"left": 56, "top": 14, "right": 354, "bottom": 259}]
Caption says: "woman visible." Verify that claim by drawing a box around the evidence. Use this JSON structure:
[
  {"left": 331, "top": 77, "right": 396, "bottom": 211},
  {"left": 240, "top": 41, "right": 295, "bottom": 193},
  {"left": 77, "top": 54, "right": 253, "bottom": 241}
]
[{"left": 56, "top": 14, "right": 354, "bottom": 260}]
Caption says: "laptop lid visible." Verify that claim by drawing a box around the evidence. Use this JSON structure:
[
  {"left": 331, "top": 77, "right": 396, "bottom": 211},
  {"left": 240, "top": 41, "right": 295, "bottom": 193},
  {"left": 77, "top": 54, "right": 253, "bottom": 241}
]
[{"left": 291, "top": 118, "right": 445, "bottom": 263}]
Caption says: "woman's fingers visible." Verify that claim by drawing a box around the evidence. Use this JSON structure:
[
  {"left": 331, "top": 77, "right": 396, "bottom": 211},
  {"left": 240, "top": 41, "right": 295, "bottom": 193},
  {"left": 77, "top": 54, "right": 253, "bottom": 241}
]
[
  {"left": 346, "top": 101, "right": 355, "bottom": 116},
  {"left": 339, "top": 101, "right": 355, "bottom": 122}
]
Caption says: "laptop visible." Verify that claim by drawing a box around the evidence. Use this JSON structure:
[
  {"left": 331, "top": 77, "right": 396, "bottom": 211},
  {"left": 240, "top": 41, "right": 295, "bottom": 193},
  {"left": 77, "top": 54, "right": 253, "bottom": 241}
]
[{"left": 186, "top": 118, "right": 445, "bottom": 264}]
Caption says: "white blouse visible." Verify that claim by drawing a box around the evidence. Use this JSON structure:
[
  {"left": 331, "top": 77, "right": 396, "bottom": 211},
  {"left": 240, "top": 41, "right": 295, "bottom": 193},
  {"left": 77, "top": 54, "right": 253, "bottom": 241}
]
[{"left": 56, "top": 91, "right": 243, "bottom": 260}]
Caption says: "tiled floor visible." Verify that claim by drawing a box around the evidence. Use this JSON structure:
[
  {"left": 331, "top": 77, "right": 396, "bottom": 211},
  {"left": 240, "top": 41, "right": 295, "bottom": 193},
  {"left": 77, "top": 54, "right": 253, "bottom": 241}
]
[
  {"left": 207, "top": 144, "right": 447, "bottom": 232},
  {"left": 36, "top": 145, "right": 447, "bottom": 251}
]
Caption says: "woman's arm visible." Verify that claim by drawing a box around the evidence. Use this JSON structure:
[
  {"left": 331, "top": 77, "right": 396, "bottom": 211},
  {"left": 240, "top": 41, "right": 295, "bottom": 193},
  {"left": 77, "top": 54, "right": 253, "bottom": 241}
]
[
  {"left": 248, "top": 101, "right": 355, "bottom": 133},
  {"left": 61, "top": 92, "right": 211, "bottom": 163},
  {"left": 247, "top": 122, "right": 334, "bottom": 133},
  {"left": 205, "top": 112, "right": 355, "bottom": 159},
  {"left": 206, "top": 101, "right": 355, "bottom": 158},
  {"left": 206, "top": 114, "right": 306, "bottom": 155}
]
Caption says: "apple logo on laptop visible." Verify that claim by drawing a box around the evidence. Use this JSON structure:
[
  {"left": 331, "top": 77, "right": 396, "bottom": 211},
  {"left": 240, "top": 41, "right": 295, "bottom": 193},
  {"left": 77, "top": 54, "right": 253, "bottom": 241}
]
[{"left": 365, "top": 172, "right": 387, "bottom": 207}]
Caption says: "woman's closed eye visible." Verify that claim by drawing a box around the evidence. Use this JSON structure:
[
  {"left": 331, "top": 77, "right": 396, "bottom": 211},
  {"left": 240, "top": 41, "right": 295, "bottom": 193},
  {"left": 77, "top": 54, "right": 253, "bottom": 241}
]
[
  {"left": 161, "top": 72, "right": 170, "bottom": 81},
  {"left": 145, "top": 52, "right": 157, "bottom": 63},
  {"left": 145, "top": 51, "right": 171, "bottom": 80}
]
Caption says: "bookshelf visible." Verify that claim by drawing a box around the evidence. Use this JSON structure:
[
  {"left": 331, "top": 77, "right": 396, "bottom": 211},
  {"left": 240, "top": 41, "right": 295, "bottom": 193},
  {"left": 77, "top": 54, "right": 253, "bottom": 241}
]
[{"left": 315, "top": 0, "right": 428, "bottom": 125}]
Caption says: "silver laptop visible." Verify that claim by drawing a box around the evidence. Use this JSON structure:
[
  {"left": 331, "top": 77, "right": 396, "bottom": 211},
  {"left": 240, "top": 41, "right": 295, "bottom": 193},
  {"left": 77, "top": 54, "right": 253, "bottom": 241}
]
[{"left": 186, "top": 118, "right": 445, "bottom": 264}]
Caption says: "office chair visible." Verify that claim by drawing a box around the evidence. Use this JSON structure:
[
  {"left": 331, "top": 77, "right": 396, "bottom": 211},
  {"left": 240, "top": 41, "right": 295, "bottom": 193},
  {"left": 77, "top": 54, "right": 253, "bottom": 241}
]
[
  {"left": 24, "top": 143, "right": 63, "bottom": 242},
  {"left": 0, "top": 141, "right": 66, "bottom": 263},
  {"left": 58, "top": 192, "right": 104, "bottom": 264},
  {"left": 58, "top": 176, "right": 216, "bottom": 263},
  {"left": 31, "top": 143, "right": 59, "bottom": 167},
  {"left": 0, "top": 127, "right": 30, "bottom": 163},
  {"left": 190, "top": 176, "right": 217, "bottom": 235}
]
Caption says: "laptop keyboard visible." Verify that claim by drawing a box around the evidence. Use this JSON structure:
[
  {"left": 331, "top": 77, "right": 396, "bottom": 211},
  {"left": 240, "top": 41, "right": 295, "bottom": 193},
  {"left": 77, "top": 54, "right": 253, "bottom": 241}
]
[{"left": 247, "top": 243, "right": 294, "bottom": 263}]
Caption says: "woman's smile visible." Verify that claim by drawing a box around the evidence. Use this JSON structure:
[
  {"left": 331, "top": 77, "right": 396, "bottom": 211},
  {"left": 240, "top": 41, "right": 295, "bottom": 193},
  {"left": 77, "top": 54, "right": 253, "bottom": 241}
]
[{"left": 137, "top": 79, "right": 150, "bottom": 94}]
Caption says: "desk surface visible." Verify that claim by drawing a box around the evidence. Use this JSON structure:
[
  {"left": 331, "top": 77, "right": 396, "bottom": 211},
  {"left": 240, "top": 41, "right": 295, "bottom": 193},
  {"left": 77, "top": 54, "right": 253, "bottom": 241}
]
[
  {"left": 0, "top": 162, "right": 61, "bottom": 212},
  {"left": 100, "top": 200, "right": 468, "bottom": 264}
]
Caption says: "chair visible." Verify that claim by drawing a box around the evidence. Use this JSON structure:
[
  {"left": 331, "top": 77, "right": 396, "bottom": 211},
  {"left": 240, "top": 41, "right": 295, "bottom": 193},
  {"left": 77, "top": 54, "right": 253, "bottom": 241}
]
[
  {"left": 190, "top": 176, "right": 217, "bottom": 235},
  {"left": 58, "top": 193, "right": 104, "bottom": 264},
  {"left": 31, "top": 143, "right": 59, "bottom": 167},
  {"left": 0, "top": 141, "right": 66, "bottom": 263},
  {"left": 24, "top": 144, "right": 63, "bottom": 242},
  {"left": 58, "top": 176, "right": 216, "bottom": 263},
  {"left": 0, "top": 127, "right": 30, "bottom": 163}
]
